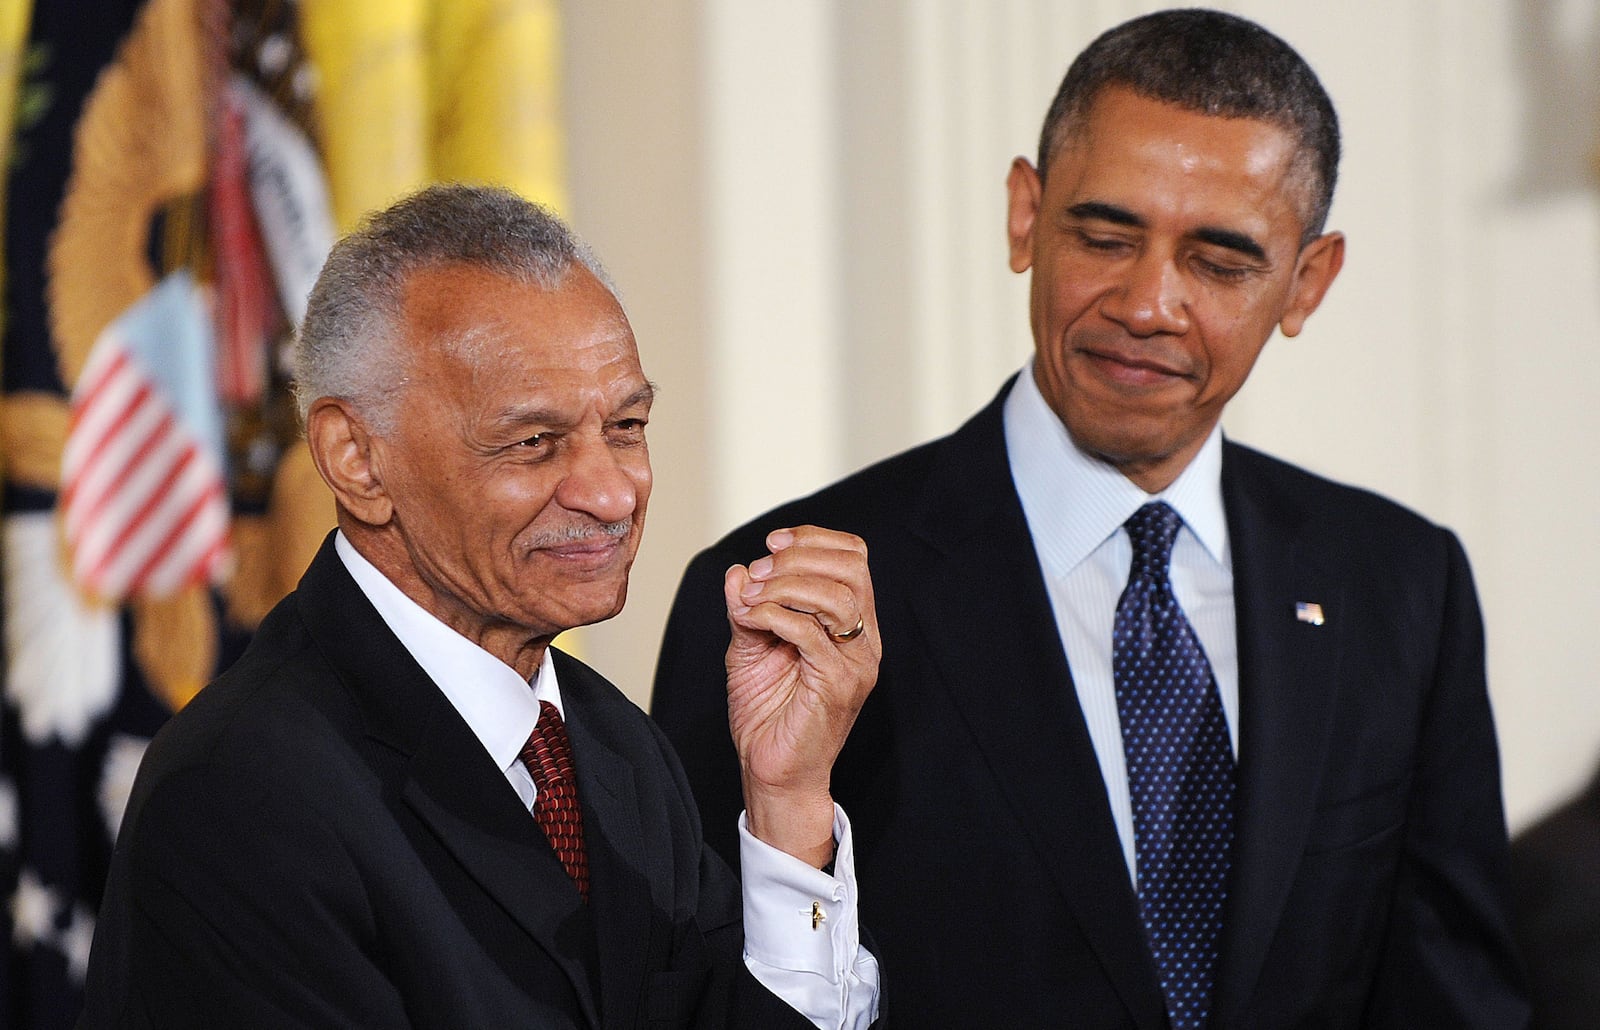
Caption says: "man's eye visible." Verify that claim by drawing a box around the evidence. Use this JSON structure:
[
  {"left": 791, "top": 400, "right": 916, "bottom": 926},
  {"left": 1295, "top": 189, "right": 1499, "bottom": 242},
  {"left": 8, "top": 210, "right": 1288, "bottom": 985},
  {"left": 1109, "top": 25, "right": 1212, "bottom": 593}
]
[
  {"left": 1074, "top": 230, "right": 1131, "bottom": 254},
  {"left": 517, "top": 434, "right": 548, "bottom": 449},
  {"left": 1195, "top": 258, "right": 1251, "bottom": 282}
]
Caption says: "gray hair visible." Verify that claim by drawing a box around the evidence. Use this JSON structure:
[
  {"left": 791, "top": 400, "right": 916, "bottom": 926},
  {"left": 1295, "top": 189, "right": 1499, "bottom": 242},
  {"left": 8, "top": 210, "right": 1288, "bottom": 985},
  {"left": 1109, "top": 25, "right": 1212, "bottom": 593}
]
[
  {"left": 1037, "top": 8, "right": 1340, "bottom": 243},
  {"left": 292, "top": 183, "right": 618, "bottom": 433}
]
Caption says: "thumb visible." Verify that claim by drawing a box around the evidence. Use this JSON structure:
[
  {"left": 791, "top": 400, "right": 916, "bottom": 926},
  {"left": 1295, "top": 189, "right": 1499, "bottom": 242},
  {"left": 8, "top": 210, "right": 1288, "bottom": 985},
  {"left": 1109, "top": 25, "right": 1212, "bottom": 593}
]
[{"left": 723, "top": 565, "right": 766, "bottom": 657}]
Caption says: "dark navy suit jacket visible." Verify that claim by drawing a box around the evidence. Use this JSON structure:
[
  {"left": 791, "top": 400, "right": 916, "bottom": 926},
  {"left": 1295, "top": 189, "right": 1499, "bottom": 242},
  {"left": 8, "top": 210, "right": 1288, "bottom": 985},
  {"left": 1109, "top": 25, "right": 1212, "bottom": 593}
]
[
  {"left": 653, "top": 379, "right": 1527, "bottom": 1028},
  {"left": 81, "top": 536, "right": 816, "bottom": 1029}
]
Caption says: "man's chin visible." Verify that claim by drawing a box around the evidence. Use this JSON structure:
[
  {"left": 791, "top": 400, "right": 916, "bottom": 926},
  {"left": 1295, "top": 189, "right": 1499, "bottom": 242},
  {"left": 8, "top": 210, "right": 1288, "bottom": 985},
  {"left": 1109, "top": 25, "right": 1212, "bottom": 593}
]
[
  {"left": 543, "top": 580, "right": 631, "bottom": 636},
  {"left": 1066, "top": 427, "right": 1167, "bottom": 470}
]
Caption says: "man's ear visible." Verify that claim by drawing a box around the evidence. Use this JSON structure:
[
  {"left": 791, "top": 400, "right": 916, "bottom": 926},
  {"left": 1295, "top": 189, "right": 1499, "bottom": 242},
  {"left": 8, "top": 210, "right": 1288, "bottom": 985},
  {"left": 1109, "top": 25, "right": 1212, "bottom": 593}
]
[
  {"left": 305, "top": 397, "right": 394, "bottom": 527},
  {"left": 1279, "top": 231, "right": 1346, "bottom": 338},
  {"left": 1005, "top": 157, "right": 1043, "bottom": 274}
]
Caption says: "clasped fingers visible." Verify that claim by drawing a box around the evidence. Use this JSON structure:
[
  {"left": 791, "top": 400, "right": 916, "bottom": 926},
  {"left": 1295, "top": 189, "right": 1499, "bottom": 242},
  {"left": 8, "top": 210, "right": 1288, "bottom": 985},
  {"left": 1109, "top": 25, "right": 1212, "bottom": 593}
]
[{"left": 736, "top": 525, "right": 878, "bottom": 652}]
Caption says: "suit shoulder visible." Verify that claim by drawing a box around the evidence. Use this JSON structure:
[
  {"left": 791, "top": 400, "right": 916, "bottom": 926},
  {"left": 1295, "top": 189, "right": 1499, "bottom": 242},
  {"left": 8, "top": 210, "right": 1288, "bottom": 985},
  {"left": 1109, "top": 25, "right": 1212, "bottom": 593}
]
[
  {"left": 131, "top": 594, "right": 359, "bottom": 802},
  {"left": 1226, "top": 441, "right": 1453, "bottom": 542},
  {"left": 1512, "top": 774, "right": 1600, "bottom": 871}
]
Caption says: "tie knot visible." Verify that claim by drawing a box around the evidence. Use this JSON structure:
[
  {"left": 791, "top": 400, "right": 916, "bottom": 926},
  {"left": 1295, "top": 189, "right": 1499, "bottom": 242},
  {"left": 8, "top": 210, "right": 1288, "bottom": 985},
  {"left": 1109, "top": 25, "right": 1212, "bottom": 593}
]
[
  {"left": 1125, "top": 501, "right": 1184, "bottom": 581},
  {"left": 521, "top": 700, "right": 575, "bottom": 788}
]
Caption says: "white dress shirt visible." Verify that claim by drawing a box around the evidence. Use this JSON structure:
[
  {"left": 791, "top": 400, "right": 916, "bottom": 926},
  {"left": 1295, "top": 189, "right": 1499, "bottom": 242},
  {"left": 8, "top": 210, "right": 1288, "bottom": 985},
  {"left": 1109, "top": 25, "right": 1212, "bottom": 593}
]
[
  {"left": 1002, "top": 365, "right": 1241, "bottom": 883},
  {"left": 335, "top": 533, "right": 878, "bottom": 1029}
]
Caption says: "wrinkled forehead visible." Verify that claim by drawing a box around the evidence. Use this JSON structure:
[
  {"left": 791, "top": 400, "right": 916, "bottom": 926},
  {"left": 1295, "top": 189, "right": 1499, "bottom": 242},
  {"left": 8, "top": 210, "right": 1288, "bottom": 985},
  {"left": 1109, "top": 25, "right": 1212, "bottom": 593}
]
[
  {"left": 392, "top": 263, "right": 643, "bottom": 405},
  {"left": 398, "top": 261, "right": 623, "bottom": 346}
]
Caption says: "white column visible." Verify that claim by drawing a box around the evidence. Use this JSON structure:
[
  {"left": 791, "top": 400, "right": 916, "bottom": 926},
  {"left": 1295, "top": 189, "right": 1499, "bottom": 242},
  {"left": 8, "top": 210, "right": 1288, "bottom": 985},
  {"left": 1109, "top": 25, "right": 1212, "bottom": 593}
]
[{"left": 701, "top": 0, "right": 844, "bottom": 528}]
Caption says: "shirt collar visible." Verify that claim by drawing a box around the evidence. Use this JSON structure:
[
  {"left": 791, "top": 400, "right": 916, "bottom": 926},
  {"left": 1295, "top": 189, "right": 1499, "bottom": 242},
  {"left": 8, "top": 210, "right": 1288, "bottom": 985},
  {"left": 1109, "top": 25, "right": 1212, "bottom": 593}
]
[
  {"left": 1002, "top": 361, "right": 1229, "bottom": 576},
  {"left": 334, "top": 531, "right": 560, "bottom": 775}
]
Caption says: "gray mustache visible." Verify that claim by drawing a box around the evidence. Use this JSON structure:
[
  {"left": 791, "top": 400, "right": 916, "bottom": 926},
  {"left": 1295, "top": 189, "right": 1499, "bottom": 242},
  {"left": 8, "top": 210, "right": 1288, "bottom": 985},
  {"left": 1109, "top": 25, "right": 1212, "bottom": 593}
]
[{"left": 526, "top": 519, "right": 633, "bottom": 550}]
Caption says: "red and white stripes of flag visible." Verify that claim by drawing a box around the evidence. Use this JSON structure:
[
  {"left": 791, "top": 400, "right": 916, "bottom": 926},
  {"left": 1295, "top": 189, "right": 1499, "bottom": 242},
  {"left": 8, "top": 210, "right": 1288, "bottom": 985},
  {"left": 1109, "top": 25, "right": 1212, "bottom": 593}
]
[{"left": 59, "top": 274, "right": 231, "bottom": 602}]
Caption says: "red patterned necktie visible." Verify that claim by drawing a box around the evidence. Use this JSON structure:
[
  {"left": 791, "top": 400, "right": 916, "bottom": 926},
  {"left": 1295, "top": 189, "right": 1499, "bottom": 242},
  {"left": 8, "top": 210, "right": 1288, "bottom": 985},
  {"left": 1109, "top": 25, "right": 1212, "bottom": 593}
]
[{"left": 519, "top": 700, "right": 590, "bottom": 902}]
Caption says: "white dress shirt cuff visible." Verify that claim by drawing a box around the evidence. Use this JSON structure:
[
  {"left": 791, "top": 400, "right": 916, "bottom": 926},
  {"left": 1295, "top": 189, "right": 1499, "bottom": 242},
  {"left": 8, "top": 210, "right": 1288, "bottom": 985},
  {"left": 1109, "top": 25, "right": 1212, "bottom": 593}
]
[{"left": 739, "top": 804, "right": 881, "bottom": 1029}]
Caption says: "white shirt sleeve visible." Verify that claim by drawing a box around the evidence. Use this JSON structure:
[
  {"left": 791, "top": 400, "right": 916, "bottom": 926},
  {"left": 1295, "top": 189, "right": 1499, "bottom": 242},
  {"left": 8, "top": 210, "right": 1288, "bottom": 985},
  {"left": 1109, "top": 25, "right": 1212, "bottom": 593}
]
[{"left": 738, "top": 804, "right": 881, "bottom": 1029}]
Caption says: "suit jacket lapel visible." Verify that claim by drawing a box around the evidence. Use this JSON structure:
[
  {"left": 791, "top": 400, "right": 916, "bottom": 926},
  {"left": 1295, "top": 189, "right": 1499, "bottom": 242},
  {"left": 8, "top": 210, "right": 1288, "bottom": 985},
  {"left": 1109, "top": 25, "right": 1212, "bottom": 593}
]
[
  {"left": 1213, "top": 446, "right": 1346, "bottom": 1025},
  {"left": 556, "top": 653, "right": 657, "bottom": 1030},
  {"left": 400, "top": 741, "right": 603, "bottom": 1029},
  {"left": 904, "top": 388, "right": 1166, "bottom": 1028},
  {"left": 294, "top": 539, "right": 603, "bottom": 1029}
]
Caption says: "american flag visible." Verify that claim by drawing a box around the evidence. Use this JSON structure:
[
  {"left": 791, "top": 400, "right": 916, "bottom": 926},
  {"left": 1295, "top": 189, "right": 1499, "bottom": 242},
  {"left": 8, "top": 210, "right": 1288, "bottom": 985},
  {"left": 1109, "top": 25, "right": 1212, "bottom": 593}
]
[
  {"left": 59, "top": 272, "right": 231, "bottom": 602},
  {"left": 2, "top": 2, "right": 339, "bottom": 1024}
]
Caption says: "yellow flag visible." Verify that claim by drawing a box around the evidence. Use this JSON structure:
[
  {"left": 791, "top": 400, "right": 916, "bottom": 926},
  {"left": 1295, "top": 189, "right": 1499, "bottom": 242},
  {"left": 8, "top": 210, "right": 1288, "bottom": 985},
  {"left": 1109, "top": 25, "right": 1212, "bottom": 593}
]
[
  {"left": 427, "top": 0, "right": 567, "bottom": 213},
  {"left": 0, "top": 0, "right": 28, "bottom": 174},
  {"left": 301, "top": 0, "right": 566, "bottom": 228},
  {"left": 0, "top": 0, "right": 32, "bottom": 364},
  {"left": 298, "top": 0, "right": 431, "bottom": 232}
]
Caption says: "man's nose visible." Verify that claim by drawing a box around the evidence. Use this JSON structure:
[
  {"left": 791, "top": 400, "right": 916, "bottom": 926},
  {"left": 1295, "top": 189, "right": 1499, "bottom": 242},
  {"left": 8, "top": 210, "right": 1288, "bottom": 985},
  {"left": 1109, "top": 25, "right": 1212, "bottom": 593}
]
[
  {"left": 1099, "top": 250, "right": 1191, "bottom": 337},
  {"left": 554, "top": 435, "right": 640, "bottom": 524}
]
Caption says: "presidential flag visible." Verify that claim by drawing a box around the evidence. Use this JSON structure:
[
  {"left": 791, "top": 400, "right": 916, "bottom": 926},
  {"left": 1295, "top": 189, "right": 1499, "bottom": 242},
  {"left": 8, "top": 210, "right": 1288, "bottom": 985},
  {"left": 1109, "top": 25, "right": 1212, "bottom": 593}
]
[
  {"left": 0, "top": 2, "right": 567, "bottom": 1024},
  {"left": 1, "top": 1, "right": 333, "bottom": 1024}
]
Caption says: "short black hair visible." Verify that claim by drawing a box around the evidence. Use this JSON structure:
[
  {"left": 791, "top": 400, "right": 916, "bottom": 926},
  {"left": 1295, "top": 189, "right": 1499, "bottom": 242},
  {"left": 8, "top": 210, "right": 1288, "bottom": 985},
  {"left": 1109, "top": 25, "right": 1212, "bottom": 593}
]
[{"left": 1037, "top": 8, "right": 1340, "bottom": 241}]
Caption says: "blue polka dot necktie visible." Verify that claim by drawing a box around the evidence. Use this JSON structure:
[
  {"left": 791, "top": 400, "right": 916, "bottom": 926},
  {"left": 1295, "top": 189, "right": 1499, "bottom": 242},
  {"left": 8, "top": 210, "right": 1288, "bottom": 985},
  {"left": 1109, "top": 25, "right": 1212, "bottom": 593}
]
[{"left": 1113, "top": 501, "right": 1235, "bottom": 1029}]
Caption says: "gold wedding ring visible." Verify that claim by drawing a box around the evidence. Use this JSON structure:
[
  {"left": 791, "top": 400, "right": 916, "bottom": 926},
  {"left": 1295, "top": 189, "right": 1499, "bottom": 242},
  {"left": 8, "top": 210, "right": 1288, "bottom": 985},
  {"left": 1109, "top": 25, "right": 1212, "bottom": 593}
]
[{"left": 828, "top": 617, "right": 866, "bottom": 643}]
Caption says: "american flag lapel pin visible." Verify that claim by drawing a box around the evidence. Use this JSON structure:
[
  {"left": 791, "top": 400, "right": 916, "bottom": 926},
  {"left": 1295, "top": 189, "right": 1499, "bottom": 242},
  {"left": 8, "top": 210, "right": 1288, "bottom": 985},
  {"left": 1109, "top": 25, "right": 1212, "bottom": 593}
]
[{"left": 1295, "top": 601, "right": 1325, "bottom": 626}]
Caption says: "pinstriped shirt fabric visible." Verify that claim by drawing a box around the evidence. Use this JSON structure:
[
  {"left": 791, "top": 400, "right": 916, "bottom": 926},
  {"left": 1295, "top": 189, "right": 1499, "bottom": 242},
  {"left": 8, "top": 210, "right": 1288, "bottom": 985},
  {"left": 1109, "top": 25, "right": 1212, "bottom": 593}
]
[{"left": 1002, "top": 365, "right": 1239, "bottom": 883}]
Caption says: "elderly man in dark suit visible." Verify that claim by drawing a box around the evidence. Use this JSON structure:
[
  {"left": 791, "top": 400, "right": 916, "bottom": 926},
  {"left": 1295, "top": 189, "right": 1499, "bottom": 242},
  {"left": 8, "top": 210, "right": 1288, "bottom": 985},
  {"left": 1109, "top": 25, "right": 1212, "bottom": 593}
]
[
  {"left": 79, "top": 185, "right": 882, "bottom": 1028},
  {"left": 652, "top": 9, "right": 1527, "bottom": 1028}
]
